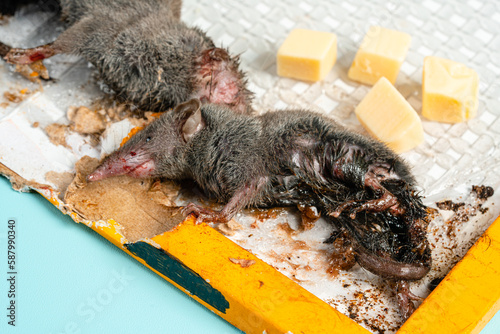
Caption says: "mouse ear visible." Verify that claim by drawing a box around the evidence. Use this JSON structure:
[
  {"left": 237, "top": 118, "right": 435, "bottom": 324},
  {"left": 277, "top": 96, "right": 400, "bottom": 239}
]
[
  {"left": 176, "top": 99, "right": 204, "bottom": 142},
  {"left": 173, "top": 98, "right": 201, "bottom": 115}
]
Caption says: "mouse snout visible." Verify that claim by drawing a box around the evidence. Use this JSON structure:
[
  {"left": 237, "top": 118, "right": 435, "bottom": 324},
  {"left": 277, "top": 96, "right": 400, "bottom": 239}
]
[{"left": 87, "top": 149, "right": 156, "bottom": 182}]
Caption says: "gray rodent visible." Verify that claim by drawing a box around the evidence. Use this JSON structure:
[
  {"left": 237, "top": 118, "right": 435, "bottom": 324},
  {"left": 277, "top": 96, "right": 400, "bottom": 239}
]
[
  {"left": 2, "top": 0, "right": 252, "bottom": 113},
  {"left": 88, "top": 99, "right": 431, "bottom": 320}
]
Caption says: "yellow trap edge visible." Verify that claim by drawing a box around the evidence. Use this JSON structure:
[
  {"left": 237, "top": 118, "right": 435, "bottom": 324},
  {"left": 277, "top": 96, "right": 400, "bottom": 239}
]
[{"left": 39, "top": 186, "right": 500, "bottom": 334}]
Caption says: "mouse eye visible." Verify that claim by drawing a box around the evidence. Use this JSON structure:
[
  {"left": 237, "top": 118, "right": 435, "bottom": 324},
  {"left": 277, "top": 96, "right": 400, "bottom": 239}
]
[{"left": 146, "top": 136, "right": 151, "bottom": 142}]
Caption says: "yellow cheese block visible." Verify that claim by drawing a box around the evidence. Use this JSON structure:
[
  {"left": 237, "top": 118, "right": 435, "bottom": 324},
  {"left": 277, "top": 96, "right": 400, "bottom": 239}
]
[
  {"left": 277, "top": 29, "right": 337, "bottom": 82},
  {"left": 422, "top": 56, "right": 479, "bottom": 123},
  {"left": 355, "top": 77, "right": 423, "bottom": 153},
  {"left": 348, "top": 26, "right": 411, "bottom": 85}
]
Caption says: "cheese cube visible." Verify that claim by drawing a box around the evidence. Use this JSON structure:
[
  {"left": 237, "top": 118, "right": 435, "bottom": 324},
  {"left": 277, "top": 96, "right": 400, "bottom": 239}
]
[
  {"left": 348, "top": 27, "right": 411, "bottom": 85},
  {"left": 422, "top": 56, "right": 479, "bottom": 123},
  {"left": 277, "top": 29, "right": 337, "bottom": 82},
  {"left": 355, "top": 77, "right": 423, "bottom": 153}
]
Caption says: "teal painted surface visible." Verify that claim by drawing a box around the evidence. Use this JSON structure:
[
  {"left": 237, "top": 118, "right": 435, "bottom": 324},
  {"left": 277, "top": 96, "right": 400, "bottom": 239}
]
[
  {"left": 0, "top": 176, "right": 241, "bottom": 334},
  {"left": 0, "top": 175, "right": 499, "bottom": 333},
  {"left": 126, "top": 241, "right": 229, "bottom": 314}
]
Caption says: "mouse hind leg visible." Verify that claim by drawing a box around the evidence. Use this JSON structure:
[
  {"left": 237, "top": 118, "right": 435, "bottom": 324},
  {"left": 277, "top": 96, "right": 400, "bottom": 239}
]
[
  {"left": 332, "top": 173, "right": 403, "bottom": 218},
  {"left": 4, "top": 15, "right": 94, "bottom": 80},
  {"left": 325, "top": 144, "right": 404, "bottom": 218},
  {"left": 4, "top": 42, "right": 60, "bottom": 65},
  {"left": 183, "top": 177, "right": 268, "bottom": 224}
]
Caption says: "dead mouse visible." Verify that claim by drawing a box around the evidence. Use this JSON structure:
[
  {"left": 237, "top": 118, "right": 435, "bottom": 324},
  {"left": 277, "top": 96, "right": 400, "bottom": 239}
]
[
  {"left": 87, "top": 99, "right": 432, "bottom": 319},
  {"left": 1, "top": 0, "right": 252, "bottom": 113}
]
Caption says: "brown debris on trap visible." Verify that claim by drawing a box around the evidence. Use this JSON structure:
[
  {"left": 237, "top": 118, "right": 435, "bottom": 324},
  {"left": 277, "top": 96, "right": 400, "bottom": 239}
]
[
  {"left": 87, "top": 96, "right": 162, "bottom": 126},
  {"left": 297, "top": 204, "right": 321, "bottom": 231},
  {"left": 45, "top": 123, "right": 70, "bottom": 148},
  {"left": 1, "top": 87, "right": 33, "bottom": 107},
  {"left": 3, "top": 91, "right": 23, "bottom": 103},
  {"left": 45, "top": 171, "right": 76, "bottom": 200},
  {"left": 44, "top": 102, "right": 155, "bottom": 150},
  {"left": 229, "top": 257, "right": 256, "bottom": 268},
  {"left": 331, "top": 284, "right": 399, "bottom": 334},
  {"left": 472, "top": 185, "right": 494, "bottom": 200},
  {"left": 216, "top": 220, "right": 243, "bottom": 236},
  {"left": 247, "top": 207, "right": 285, "bottom": 222},
  {"left": 67, "top": 106, "right": 106, "bottom": 135},
  {"left": 428, "top": 184, "right": 496, "bottom": 281},
  {"left": 64, "top": 156, "right": 183, "bottom": 242},
  {"left": 435, "top": 185, "right": 494, "bottom": 229},
  {"left": 326, "top": 235, "right": 356, "bottom": 277}
]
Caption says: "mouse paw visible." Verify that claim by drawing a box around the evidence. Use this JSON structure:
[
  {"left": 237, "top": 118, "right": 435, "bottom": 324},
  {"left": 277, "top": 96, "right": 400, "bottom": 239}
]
[
  {"left": 5, "top": 48, "right": 33, "bottom": 65},
  {"left": 331, "top": 190, "right": 402, "bottom": 219},
  {"left": 182, "top": 203, "right": 228, "bottom": 224},
  {"left": 5, "top": 43, "right": 57, "bottom": 65},
  {"left": 330, "top": 200, "right": 360, "bottom": 219}
]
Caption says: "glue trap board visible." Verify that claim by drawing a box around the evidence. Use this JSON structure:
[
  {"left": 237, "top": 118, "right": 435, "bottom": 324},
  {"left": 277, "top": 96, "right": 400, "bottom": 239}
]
[{"left": 1, "top": 1, "right": 500, "bottom": 333}]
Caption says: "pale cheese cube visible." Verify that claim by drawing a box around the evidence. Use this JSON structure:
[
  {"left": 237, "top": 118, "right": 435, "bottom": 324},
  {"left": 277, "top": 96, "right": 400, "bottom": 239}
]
[
  {"left": 277, "top": 29, "right": 337, "bottom": 82},
  {"left": 422, "top": 56, "right": 479, "bottom": 123},
  {"left": 355, "top": 77, "right": 423, "bottom": 153},
  {"left": 348, "top": 27, "right": 411, "bottom": 85}
]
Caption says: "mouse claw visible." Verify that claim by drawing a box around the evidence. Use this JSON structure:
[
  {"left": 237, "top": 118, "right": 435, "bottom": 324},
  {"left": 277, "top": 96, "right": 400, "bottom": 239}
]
[
  {"left": 331, "top": 188, "right": 403, "bottom": 219},
  {"left": 331, "top": 201, "right": 357, "bottom": 219},
  {"left": 182, "top": 203, "right": 227, "bottom": 224}
]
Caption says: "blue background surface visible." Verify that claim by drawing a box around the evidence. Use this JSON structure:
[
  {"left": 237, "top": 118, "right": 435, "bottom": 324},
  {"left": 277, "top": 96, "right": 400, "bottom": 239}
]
[{"left": 0, "top": 175, "right": 498, "bottom": 334}]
